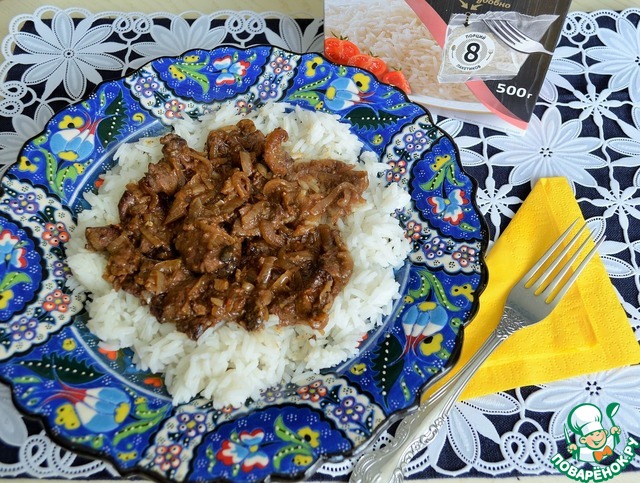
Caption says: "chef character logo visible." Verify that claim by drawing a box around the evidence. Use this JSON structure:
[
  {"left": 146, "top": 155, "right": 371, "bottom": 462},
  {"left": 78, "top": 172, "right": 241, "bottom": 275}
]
[
  {"left": 551, "top": 402, "right": 640, "bottom": 483},
  {"left": 565, "top": 403, "right": 621, "bottom": 464}
]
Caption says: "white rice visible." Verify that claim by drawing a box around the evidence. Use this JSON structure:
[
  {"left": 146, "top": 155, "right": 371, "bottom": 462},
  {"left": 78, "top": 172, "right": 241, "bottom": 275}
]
[
  {"left": 325, "top": 0, "right": 477, "bottom": 103},
  {"left": 67, "top": 102, "right": 410, "bottom": 407}
]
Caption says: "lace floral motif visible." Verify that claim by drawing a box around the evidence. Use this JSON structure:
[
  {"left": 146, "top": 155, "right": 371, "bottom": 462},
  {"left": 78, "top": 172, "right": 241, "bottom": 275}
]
[
  {"left": 0, "top": 7, "right": 323, "bottom": 165},
  {"left": 325, "top": 8, "right": 640, "bottom": 480},
  {"left": 0, "top": 8, "right": 323, "bottom": 480},
  {"left": 11, "top": 10, "right": 125, "bottom": 99},
  {"left": 1, "top": 6, "right": 639, "bottom": 481},
  {"left": 486, "top": 107, "right": 606, "bottom": 191}
]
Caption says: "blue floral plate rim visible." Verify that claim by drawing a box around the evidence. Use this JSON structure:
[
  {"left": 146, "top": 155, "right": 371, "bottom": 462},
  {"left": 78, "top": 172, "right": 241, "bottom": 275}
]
[{"left": 0, "top": 44, "right": 489, "bottom": 482}]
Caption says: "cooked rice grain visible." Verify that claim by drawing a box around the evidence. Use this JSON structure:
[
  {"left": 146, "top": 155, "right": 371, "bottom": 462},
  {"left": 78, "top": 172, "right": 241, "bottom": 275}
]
[{"left": 67, "top": 102, "right": 410, "bottom": 407}]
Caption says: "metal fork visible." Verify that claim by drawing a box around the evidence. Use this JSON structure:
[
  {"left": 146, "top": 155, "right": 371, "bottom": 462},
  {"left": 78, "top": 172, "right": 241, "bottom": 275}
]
[
  {"left": 350, "top": 220, "right": 604, "bottom": 483},
  {"left": 482, "top": 16, "right": 554, "bottom": 56}
]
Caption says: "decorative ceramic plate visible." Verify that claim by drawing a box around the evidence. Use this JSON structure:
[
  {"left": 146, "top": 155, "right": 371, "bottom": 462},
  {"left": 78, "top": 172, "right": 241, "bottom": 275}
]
[{"left": 0, "top": 46, "right": 487, "bottom": 482}]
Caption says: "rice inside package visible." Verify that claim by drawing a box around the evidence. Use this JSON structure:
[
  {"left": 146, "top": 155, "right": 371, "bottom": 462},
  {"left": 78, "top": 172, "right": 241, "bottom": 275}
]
[{"left": 324, "top": 0, "right": 571, "bottom": 133}]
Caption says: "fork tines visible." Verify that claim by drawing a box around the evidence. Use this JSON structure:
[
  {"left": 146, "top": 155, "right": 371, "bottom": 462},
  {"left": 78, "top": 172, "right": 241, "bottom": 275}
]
[
  {"left": 488, "top": 19, "right": 523, "bottom": 45},
  {"left": 482, "top": 15, "right": 554, "bottom": 56},
  {"left": 524, "top": 220, "right": 605, "bottom": 304}
]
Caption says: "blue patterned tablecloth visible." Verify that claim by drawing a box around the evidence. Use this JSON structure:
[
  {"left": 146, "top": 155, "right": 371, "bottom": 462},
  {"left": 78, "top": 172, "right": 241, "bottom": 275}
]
[{"left": 0, "top": 6, "right": 638, "bottom": 481}]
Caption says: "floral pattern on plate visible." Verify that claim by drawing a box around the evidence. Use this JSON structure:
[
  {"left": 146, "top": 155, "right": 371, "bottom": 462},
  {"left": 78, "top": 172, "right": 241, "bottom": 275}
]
[
  {"left": 0, "top": 181, "right": 83, "bottom": 358},
  {"left": 0, "top": 45, "right": 487, "bottom": 482}
]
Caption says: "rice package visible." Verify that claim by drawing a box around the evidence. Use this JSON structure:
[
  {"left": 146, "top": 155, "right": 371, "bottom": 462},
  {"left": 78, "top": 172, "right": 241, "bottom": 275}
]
[{"left": 325, "top": 0, "right": 571, "bottom": 133}]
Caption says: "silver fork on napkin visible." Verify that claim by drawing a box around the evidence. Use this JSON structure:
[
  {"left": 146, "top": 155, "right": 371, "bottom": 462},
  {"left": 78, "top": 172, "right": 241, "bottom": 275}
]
[
  {"left": 482, "top": 16, "right": 553, "bottom": 55},
  {"left": 350, "top": 220, "right": 604, "bottom": 483}
]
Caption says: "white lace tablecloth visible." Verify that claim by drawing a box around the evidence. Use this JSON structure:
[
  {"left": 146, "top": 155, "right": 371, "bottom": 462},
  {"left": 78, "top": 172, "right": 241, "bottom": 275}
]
[{"left": 0, "top": 6, "right": 639, "bottom": 481}]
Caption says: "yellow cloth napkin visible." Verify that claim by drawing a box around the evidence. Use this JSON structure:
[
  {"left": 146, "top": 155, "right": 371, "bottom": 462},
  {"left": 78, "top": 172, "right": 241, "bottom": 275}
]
[{"left": 439, "top": 177, "right": 640, "bottom": 401}]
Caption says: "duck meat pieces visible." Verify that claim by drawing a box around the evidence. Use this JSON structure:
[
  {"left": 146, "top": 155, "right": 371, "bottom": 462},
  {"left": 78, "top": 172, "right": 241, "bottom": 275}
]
[{"left": 85, "top": 120, "right": 368, "bottom": 339}]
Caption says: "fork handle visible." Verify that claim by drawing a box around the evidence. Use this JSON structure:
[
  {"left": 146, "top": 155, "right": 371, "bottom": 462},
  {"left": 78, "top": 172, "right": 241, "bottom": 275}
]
[{"left": 350, "top": 307, "right": 526, "bottom": 483}]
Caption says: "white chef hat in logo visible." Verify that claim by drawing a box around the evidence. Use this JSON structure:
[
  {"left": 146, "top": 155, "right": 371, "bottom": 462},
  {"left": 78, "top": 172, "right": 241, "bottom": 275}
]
[{"left": 568, "top": 403, "right": 605, "bottom": 437}]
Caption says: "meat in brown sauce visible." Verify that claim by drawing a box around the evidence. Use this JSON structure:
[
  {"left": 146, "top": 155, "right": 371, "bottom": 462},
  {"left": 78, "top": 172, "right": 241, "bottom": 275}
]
[{"left": 85, "top": 120, "right": 368, "bottom": 339}]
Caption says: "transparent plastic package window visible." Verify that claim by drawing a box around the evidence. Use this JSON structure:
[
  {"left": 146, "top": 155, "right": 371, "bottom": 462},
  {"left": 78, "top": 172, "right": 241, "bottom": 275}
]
[{"left": 438, "top": 11, "right": 557, "bottom": 83}]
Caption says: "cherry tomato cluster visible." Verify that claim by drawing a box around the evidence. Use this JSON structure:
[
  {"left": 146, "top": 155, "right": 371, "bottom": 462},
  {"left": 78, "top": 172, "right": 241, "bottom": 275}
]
[{"left": 324, "top": 37, "right": 411, "bottom": 94}]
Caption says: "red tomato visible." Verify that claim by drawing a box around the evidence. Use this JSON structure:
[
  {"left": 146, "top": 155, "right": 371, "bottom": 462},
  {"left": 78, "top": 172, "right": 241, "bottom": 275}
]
[
  {"left": 381, "top": 70, "right": 411, "bottom": 94},
  {"left": 347, "top": 54, "right": 388, "bottom": 78},
  {"left": 324, "top": 37, "right": 360, "bottom": 64}
]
